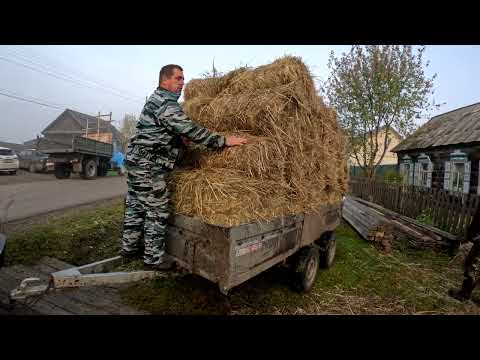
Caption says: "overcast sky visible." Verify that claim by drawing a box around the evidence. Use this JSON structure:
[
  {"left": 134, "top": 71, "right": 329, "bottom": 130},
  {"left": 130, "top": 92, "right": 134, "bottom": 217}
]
[{"left": 1, "top": 45, "right": 479, "bottom": 144}]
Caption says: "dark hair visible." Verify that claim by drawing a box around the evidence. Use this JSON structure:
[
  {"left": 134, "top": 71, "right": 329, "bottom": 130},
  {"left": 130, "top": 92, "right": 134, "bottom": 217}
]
[{"left": 159, "top": 64, "right": 183, "bottom": 85}]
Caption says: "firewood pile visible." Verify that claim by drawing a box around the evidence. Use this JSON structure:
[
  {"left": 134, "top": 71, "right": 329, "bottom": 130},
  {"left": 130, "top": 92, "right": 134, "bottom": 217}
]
[{"left": 343, "top": 196, "right": 459, "bottom": 253}]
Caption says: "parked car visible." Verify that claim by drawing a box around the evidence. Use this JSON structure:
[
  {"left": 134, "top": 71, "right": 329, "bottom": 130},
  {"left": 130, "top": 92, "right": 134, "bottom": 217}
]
[
  {"left": 0, "top": 147, "right": 19, "bottom": 175},
  {"left": 18, "top": 149, "right": 51, "bottom": 173}
]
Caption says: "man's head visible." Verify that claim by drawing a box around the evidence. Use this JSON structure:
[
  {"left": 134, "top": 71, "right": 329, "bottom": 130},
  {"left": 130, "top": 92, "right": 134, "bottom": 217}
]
[{"left": 159, "top": 64, "right": 184, "bottom": 94}]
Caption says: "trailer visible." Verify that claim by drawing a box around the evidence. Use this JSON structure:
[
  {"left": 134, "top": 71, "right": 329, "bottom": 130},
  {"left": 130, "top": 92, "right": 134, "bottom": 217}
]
[
  {"left": 38, "top": 136, "right": 113, "bottom": 180},
  {"left": 8, "top": 200, "right": 342, "bottom": 305}
]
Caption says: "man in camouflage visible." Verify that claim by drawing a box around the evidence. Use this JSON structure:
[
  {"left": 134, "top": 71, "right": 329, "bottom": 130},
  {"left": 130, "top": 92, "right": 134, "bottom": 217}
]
[
  {"left": 121, "top": 64, "right": 247, "bottom": 270},
  {"left": 449, "top": 202, "right": 480, "bottom": 302}
]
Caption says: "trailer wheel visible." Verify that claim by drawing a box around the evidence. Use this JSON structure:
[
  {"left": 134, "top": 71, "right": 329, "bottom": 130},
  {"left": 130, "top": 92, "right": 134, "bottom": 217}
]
[
  {"left": 292, "top": 247, "right": 319, "bottom": 293},
  {"left": 54, "top": 165, "right": 71, "bottom": 179},
  {"left": 81, "top": 159, "right": 97, "bottom": 179},
  {"left": 318, "top": 232, "right": 336, "bottom": 269}
]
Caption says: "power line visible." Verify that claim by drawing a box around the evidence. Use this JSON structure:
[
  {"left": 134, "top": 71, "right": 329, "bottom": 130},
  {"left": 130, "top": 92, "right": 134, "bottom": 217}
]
[
  {"left": 0, "top": 91, "right": 64, "bottom": 110},
  {"left": 0, "top": 88, "right": 124, "bottom": 127},
  {"left": 0, "top": 87, "right": 70, "bottom": 108},
  {"left": 0, "top": 55, "right": 143, "bottom": 104},
  {"left": 3, "top": 47, "right": 143, "bottom": 101}
]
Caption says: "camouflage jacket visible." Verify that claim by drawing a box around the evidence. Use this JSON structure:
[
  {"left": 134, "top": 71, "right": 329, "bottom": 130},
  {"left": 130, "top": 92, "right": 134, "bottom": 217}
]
[{"left": 126, "top": 87, "right": 225, "bottom": 169}]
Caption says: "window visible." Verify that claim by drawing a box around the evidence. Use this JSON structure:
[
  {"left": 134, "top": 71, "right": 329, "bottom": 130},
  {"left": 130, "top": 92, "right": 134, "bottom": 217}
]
[
  {"left": 419, "top": 162, "right": 429, "bottom": 187},
  {"left": 445, "top": 150, "right": 471, "bottom": 194},
  {"left": 414, "top": 154, "right": 433, "bottom": 188},
  {"left": 401, "top": 163, "right": 411, "bottom": 184},
  {"left": 451, "top": 162, "right": 465, "bottom": 193},
  {"left": 400, "top": 155, "right": 413, "bottom": 185}
]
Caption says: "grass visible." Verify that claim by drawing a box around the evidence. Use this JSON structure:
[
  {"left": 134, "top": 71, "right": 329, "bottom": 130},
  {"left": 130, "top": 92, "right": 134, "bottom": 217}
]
[
  {"left": 4, "top": 202, "right": 480, "bottom": 314},
  {"left": 5, "top": 200, "right": 124, "bottom": 267}
]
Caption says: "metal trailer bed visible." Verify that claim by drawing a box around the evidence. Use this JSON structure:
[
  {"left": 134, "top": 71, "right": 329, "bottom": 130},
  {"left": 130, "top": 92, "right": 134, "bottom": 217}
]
[{"left": 8, "top": 201, "right": 342, "bottom": 303}]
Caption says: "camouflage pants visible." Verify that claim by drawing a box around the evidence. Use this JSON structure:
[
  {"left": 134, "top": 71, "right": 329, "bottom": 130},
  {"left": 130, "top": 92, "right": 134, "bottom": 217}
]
[
  {"left": 464, "top": 236, "right": 480, "bottom": 286},
  {"left": 121, "top": 156, "right": 171, "bottom": 265}
]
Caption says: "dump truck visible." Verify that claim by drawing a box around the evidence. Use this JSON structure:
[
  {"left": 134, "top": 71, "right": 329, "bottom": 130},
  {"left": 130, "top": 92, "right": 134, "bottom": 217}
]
[
  {"left": 8, "top": 200, "right": 342, "bottom": 307},
  {"left": 37, "top": 136, "right": 113, "bottom": 180}
]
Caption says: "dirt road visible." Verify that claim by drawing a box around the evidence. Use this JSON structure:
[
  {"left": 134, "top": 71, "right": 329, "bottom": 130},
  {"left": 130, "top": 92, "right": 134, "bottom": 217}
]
[{"left": 0, "top": 174, "right": 127, "bottom": 222}]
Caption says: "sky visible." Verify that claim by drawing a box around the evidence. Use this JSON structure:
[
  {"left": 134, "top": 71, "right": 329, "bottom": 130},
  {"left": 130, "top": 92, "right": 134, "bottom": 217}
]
[{"left": 0, "top": 45, "right": 479, "bottom": 144}]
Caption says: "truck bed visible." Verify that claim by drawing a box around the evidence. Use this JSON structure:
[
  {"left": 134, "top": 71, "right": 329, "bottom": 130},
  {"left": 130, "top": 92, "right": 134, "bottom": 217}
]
[
  {"left": 39, "top": 136, "right": 113, "bottom": 157},
  {"left": 166, "top": 202, "right": 342, "bottom": 294}
]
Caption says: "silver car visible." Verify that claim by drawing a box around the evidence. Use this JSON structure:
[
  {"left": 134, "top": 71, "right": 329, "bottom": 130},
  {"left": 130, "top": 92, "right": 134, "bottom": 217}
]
[{"left": 0, "top": 147, "right": 19, "bottom": 175}]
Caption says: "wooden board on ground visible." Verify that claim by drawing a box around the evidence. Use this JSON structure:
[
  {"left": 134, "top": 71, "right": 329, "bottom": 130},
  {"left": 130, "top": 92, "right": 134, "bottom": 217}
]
[
  {"left": 342, "top": 196, "right": 456, "bottom": 252},
  {"left": 0, "top": 257, "right": 148, "bottom": 315}
]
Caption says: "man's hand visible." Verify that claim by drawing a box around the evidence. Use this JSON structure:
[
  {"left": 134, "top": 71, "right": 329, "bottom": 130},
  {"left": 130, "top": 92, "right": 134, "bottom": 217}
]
[{"left": 225, "top": 135, "right": 248, "bottom": 147}]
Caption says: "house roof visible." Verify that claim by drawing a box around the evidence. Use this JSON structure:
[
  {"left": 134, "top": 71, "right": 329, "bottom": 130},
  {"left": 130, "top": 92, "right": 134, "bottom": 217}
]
[
  {"left": 392, "top": 102, "right": 480, "bottom": 152},
  {"left": 43, "top": 109, "right": 124, "bottom": 143}
]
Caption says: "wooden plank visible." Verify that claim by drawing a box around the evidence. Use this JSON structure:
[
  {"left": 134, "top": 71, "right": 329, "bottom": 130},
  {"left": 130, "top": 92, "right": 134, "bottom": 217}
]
[{"left": 350, "top": 196, "right": 458, "bottom": 242}]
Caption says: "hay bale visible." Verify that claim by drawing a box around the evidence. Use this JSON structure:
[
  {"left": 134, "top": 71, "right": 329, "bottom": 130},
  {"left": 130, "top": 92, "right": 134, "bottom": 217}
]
[
  {"left": 174, "top": 56, "right": 348, "bottom": 226},
  {"left": 182, "top": 96, "right": 213, "bottom": 120},
  {"left": 183, "top": 78, "right": 223, "bottom": 101},
  {"left": 225, "top": 56, "right": 317, "bottom": 103},
  {"left": 184, "top": 85, "right": 303, "bottom": 135},
  {"left": 169, "top": 169, "right": 294, "bottom": 227},
  {"left": 183, "top": 67, "right": 249, "bottom": 101},
  {"left": 180, "top": 133, "right": 286, "bottom": 180}
]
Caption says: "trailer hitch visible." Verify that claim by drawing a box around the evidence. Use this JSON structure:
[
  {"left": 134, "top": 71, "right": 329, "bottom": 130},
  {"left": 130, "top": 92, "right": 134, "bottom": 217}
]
[
  {"left": 8, "top": 256, "right": 175, "bottom": 305},
  {"left": 9, "top": 277, "right": 51, "bottom": 305}
]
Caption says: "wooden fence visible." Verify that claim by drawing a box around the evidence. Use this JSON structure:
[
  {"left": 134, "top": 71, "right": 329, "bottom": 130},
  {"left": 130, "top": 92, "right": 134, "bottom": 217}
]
[{"left": 349, "top": 177, "right": 480, "bottom": 238}]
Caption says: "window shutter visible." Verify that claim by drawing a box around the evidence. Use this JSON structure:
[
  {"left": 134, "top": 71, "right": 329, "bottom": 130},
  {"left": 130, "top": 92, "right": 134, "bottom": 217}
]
[
  {"left": 463, "top": 161, "right": 471, "bottom": 194},
  {"left": 414, "top": 162, "right": 421, "bottom": 186},
  {"left": 444, "top": 161, "right": 451, "bottom": 190},
  {"left": 427, "top": 161, "right": 433, "bottom": 188},
  {"left": 408, "top": 162, "right": 414, "bottom": 185}
]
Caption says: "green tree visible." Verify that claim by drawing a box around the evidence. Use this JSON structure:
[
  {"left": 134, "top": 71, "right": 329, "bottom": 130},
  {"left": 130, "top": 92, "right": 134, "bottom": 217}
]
[{"left": 324, "top": 46, "right": 439, "bottom": 178}]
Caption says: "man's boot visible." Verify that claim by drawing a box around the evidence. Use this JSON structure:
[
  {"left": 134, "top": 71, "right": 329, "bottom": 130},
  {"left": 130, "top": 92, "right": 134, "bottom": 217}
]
[
  {"left": 448, "top": 278, "right": 475, "bottom": 301},
  {"left": 143, "top": 256, "right": 176, "bottom": 271}
]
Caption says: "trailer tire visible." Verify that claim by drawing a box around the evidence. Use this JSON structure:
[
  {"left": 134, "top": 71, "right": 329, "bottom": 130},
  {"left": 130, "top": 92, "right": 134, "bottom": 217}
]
[
  {"left": 54, "top": 165, "right": 71, "bottom": 179},
  {"left": 292, "top": 247, "right": 319, "bottom": 293},
  {"left": 318, "top": 232, "right": 336, "bottom": 269},
  {"left": 81, "top": 159, "right": 97, "bottom": 179}
]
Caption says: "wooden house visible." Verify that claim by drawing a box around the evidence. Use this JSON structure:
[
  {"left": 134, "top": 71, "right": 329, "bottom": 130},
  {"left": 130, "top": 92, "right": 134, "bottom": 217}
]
[
  {"left": 392, "top": 102, "right": 480, "bottom": 194},
  {"left": 33, "top": 109, "right": 125, "bottom": 152}
]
